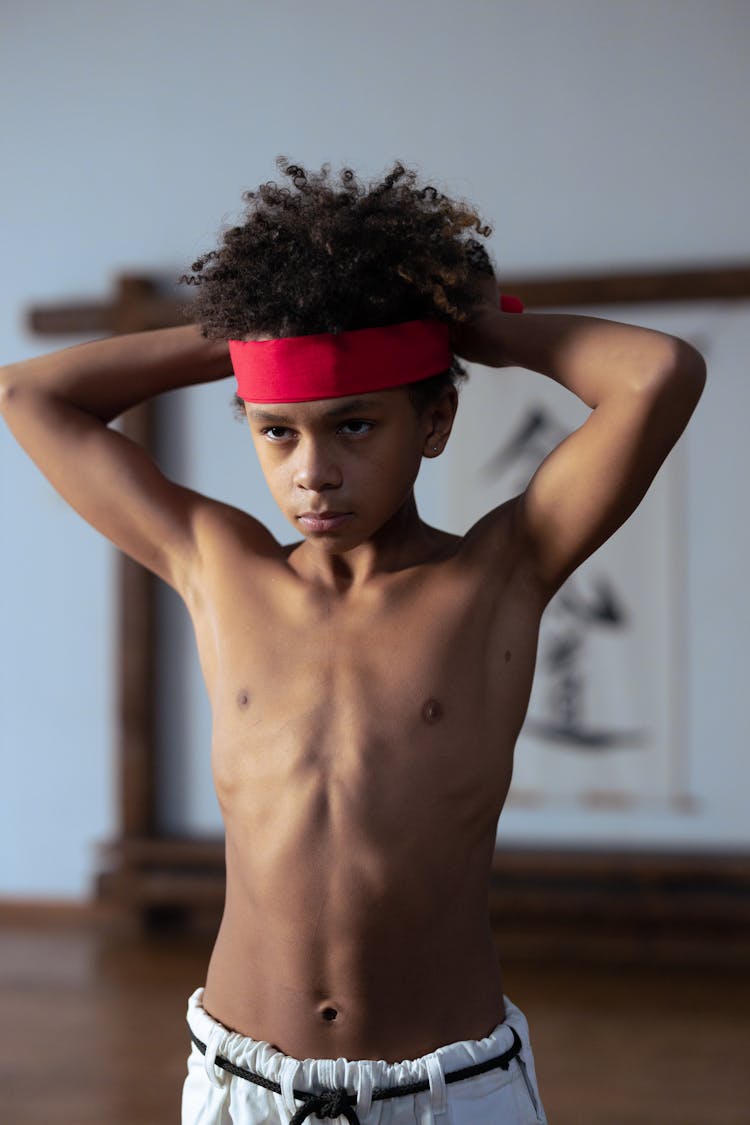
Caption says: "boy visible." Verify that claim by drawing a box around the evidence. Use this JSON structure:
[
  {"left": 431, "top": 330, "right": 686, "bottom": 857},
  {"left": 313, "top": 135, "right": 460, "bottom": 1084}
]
[{"left": 0, "top": 159, "right": 705, "bottom": 1124}]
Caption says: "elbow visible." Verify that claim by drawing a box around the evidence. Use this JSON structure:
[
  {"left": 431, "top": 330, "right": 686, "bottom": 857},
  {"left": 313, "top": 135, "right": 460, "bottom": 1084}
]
[
  {"left": 635, "top": 339, "right": 707, "bottom": 444},
  {"left": 0, "top": 365, "right": 29, "bottom": 416},
  {"left": 647, "top": 336, "right": 707, "bottom": 405},
  {"left": 0, "top": 367, "right": 16, "bottom": 414},
  {"left": 671, "top": 337, "right": 707, "bottom": 402}
]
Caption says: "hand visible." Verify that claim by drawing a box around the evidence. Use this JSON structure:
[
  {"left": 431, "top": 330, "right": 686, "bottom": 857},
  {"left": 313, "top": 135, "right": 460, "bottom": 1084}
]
[{"left": 449, "top": 272, "right": 505, "bottom": 366}]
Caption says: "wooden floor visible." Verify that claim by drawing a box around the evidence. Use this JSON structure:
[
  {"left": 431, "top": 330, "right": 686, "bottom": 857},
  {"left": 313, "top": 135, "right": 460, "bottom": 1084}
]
[{"left": 2, "top": 908, "right": 749, "bottom": 1124}]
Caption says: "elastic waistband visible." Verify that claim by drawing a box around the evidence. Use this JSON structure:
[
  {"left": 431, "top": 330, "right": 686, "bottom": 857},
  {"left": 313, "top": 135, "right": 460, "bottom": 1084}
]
[{"left": 186, "top": 986, "right": 530, "bottom": 1123}]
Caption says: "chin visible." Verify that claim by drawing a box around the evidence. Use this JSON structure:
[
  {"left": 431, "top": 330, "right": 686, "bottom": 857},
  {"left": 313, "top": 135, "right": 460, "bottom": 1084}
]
[{"left": 303, "top": 524, "right": 373, "bottom": 551}]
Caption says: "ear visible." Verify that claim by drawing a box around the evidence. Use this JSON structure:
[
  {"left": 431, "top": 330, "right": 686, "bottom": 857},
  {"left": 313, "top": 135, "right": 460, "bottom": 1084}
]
[{"left": 422, "top": 385, "right": 458, "bottom": 458}]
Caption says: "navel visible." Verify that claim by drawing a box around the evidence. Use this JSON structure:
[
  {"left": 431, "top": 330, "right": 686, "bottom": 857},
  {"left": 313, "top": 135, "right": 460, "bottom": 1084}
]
[
  {"left": 505, "top": 650, "right": 512, "bottom": 663},
  {"left": 421, "top": 697, "right": 443, "bottom": 725},
  {"left": 236, "top": 689, "right": 251, "bottom": 710},
  {"left": 321, "top": 1006, "right": 338, "bottom": 1022}
]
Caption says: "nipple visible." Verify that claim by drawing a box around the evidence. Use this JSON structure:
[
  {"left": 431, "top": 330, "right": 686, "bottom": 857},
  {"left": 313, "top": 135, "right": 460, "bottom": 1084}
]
[{"left": 421, "top": 698, "right": 443, "bottom": 724}]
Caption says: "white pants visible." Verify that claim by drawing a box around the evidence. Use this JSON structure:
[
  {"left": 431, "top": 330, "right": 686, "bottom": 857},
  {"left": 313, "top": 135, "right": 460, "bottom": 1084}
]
[{"left": 181, "top": 986, "right": 547, "bottom": 1124}]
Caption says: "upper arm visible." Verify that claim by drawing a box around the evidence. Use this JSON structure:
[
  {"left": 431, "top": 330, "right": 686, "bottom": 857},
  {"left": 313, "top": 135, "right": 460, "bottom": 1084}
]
[
  {"left": 1, "top": 381, "right": 277, "bottom": 599},
  {"left": 512, "top": 344, "right": 706, "bottom": 598}
]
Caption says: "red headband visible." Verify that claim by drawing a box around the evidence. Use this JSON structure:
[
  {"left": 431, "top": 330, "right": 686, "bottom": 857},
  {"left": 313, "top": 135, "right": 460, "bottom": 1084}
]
[{"left": 230, "top": 292, "right": 524, "bottom": 403}]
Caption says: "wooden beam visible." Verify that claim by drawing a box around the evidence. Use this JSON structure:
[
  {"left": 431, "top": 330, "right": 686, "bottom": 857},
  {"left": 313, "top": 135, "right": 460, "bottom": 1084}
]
[{"left": 504, "top": 264, "right": 750, "bottom": 308}]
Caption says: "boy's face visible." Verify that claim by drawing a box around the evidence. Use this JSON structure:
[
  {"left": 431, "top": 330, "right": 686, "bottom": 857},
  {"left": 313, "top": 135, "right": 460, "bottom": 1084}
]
[{"left": 243, "top": 387, "right": 455, "bottom": 550}]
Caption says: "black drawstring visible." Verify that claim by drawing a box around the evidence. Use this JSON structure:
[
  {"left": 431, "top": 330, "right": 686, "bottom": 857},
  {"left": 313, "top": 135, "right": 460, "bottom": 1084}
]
[
  {"left": 289, "top": 1086, "right": 360, "bottom": 1123},
  {"left": 189, "top": 1024, "right": 522, "bottom": 1123}
]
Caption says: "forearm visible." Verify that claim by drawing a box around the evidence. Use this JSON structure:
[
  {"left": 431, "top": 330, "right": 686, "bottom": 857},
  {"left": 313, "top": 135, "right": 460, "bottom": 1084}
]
[
  {"left": 0, "top": 325, "right": 232, "bottom": 423},
  {"left": 455, "top": 307, "right": 706, "bottom": 408}
]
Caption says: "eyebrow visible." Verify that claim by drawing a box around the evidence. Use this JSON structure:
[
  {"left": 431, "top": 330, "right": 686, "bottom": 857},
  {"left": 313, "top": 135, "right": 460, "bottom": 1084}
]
[{"left": 248, "top": 398, "right": 386, "bottom": 424}]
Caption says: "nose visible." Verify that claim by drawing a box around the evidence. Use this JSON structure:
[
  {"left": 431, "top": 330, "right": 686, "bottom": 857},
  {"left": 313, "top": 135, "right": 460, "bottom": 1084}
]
[{"left": 292, "top": 439, "right": 342, "bottom": 492}]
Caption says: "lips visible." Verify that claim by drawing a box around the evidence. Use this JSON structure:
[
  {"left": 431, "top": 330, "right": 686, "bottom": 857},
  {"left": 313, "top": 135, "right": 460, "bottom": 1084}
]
[{"left": 297, "top": 511, "right": 353, "bottom": 533}]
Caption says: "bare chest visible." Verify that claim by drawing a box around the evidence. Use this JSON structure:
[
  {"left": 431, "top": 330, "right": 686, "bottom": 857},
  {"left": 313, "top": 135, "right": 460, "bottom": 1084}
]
[{"left": 188, "top": 562, "right": 541, "bottom": 821}]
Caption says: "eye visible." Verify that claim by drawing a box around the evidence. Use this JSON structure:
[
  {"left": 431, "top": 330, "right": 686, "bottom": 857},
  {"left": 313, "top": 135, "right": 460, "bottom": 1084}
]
[
  {"left": 261, "top": 426, "right": 294, "bottom": 441},
  {"left": 338, "top": 419, "right": 374, "bottom": 436}
]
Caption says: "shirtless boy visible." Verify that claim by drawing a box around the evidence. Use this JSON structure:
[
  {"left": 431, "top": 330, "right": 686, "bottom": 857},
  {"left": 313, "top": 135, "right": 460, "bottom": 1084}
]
[{"left": 0, "top": 159, "right": 705, "bottom": 1124}]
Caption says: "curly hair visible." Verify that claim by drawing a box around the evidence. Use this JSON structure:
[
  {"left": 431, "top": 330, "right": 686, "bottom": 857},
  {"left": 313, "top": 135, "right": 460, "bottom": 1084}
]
[{"left": 179, "top": 157, "right": 496, "bottom": 420}]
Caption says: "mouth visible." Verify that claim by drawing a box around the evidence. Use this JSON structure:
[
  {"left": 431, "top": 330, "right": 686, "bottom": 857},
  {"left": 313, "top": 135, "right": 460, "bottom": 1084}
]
[{"left": 297, "top": 511, "right": 353, "bottom": 533}]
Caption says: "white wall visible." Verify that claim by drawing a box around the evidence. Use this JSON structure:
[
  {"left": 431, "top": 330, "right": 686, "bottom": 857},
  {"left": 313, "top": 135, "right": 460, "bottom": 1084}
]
[{"left": 1, "top": 0, "right": 749, "bottom": 897}]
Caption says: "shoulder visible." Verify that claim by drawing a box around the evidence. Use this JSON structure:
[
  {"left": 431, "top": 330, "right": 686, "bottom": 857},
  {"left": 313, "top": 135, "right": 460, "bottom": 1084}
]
[
  {"left": 458, "top": 494, "right": 552, "bottom": 605},
  {"left": 184, "top": 497, "right": 284, "bottom": 603},
  {"left": 460, "top": 494, "right": 519, "bottom": 563}
]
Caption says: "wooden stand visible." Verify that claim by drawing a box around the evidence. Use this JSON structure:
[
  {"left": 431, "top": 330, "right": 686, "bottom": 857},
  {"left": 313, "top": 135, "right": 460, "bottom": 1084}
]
[{"left": 27, "top": 266, "right": 750, "bottom": 959}]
